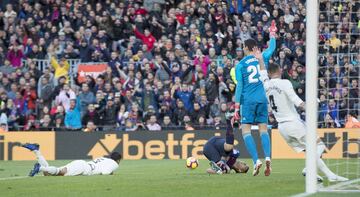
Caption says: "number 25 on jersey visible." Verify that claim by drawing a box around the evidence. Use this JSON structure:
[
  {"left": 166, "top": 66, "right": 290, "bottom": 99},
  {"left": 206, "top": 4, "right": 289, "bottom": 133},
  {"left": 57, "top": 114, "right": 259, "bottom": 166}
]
[{"left": 247, "top": 65, "right": 259, "bottom": 83}]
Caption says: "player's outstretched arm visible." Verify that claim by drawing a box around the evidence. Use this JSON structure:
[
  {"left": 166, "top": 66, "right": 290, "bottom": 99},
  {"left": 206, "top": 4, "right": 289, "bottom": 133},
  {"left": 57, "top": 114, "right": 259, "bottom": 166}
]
[
  {"left": 254, "top": 47, "right": 270, "bottom": 89},
  {"left": 262, "top": 38, "right": 276, "bottom": 65},
  {"left": 262, "top": 20, "right": 277, "bottom": 67},
  {"left": 254, "top": 47, "right": 266, "bottom": 71}
]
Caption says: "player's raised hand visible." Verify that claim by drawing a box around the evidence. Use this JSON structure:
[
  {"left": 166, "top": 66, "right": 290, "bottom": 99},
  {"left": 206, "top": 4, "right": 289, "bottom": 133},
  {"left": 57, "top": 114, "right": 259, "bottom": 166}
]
[{"left": 269, "top": 20, "right": 277, "bottom": 37}]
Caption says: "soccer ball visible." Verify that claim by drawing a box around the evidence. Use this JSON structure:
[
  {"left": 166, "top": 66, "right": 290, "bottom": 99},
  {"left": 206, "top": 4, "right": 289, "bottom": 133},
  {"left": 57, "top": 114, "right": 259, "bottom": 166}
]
[{"left": 186, "top": 157, "right": 199, "bottom": 169}]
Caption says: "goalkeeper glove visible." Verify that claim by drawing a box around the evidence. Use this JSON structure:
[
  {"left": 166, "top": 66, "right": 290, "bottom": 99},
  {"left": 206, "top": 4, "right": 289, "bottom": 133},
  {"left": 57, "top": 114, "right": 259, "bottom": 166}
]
[{"left": 269, "top": 20, "right": 278, "bottom": 37}]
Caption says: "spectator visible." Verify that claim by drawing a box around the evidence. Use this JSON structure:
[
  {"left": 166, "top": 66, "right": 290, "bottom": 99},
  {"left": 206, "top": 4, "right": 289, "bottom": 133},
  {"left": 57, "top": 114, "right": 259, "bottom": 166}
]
[
  {"left": 133, "top": 26, "right": 156, "bottom": 51},
  {"left": 205, "top": 72, "right": 220, "bottom": 103},
  {"left": 146, "top": 115, "right": 161, "bottom": 131},
  {"left": 98, "top": 97, "right": 118, "bottom": 127},
  {"left": 38, "top": 77, "right": 54, "bottom": 108},
  {"left": 39, "top": 115, "right": 52, "bottom": 131},
  {"left": 53, "top": 114, "right": 65, "bottom": 132},
  {"left": 184, "top": 115, "right": 194, "bottom": 131},
  {"left": 64, "top": 98, "right": 82, "bottom": 130},
  {"left": 125, "top": 119, "right": 139, "bottom": 132},
  {"left": 329, "top": 31, "right": 341, "bottom": 50},
  {"left": 117, "top": 104, "right": 129, "bottom": 129},
  {"left": 78, "top": 83, "right": 96, "bottom": 118},
  {"left": 6, "top": 45, "right": 23, "bottom": 68},
  {"left": 161, "top": 115, "right": 176, "bottom": 130},
  {"left": 0, "top": 60, "right": 15, "bottom": 75},
  {"left": 22, "top": 83, "right": 37, "bottom": 116},
  {"left": 82, "top": 104, "right": 100, "bottom": 126},
  {"left": 276, "top": 50, "right": 291, "bottom": 70},
  {"left": 345, "top": 114, "right": 360, "bottom": 128},
  {"left": 55, "top": 84, "right": 76, "bottom": 111},
  {"left": 83, "top": 121, "right": 98, "bottom": 132},
  {"left": 0, "top": 113, "right": 8, "bottom": 132},
  {"left": 0, "top": 0, "right": 357, "bottom": 131},
  {"left": 173, "top": 100, "right": 187, "bottom": 125},
  {"left": 50, "top": 55, "right": 70, "bottom": 84}
]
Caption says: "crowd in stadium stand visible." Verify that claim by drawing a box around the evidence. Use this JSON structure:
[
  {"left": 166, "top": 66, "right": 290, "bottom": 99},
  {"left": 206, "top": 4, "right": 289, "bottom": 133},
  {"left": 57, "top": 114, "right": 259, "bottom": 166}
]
[{"left": 0, "top": 0, "right": 359, "bottom": 132}]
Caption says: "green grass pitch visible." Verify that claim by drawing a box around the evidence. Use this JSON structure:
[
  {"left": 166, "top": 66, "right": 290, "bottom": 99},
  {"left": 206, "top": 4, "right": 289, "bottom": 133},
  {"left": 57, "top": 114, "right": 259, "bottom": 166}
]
[{"left": 0, "top": 159, "right": 358, "bottom": 197}]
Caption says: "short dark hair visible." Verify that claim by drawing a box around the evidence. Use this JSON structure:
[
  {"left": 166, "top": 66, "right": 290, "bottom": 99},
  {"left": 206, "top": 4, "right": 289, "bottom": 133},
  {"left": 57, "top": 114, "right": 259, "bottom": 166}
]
[
  {"left": 110, "top": 152, "right": 122, "bottom": 162},
  {"left": 244, "top": 39, "right": 257, "bottom": 51},
  {"left": 268, "top": 63, "right": 281, "bottom": 74}
]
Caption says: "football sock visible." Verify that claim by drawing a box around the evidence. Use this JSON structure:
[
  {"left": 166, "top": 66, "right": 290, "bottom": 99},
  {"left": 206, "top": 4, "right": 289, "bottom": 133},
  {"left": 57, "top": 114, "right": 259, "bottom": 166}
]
[
  {"left": 40, "top": 166, "right": 60, "bottom": 175},
  {"left": 260, "top": 131, "right": 271, "bottom": 160},
  {"left": 226, "top": 119, "right": 234, "bottom": 145},
  {"left": 34, "top": 150, "right": 49, "bottom": 167},
  {"left": 226, "top": 157, "right": 236, "bottom": 168},
  {"left": 243, "top": 133, "right": 258, "bottom": 165},
  {"left": 317, "top": 142, "right": 326, "bottom": 158},
  {"left": 316, "top": 143, "right": 336, "bottom": 178},
  {"left": 318, "top": 158, "right": 336, "bottom": 178}
]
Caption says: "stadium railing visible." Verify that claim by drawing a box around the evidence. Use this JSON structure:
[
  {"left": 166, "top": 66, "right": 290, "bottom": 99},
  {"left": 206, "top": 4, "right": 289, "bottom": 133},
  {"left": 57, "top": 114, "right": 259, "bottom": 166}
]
[
  {"left": 21, "top": 53, "right": 358, "bottom": 75},
  {"left": 6, "top": 124, "right": 228, "bottom": 132}
]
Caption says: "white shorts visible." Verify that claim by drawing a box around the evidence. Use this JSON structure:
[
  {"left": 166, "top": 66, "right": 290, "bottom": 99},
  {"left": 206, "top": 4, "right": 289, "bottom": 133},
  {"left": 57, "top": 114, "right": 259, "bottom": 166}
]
[
  {"left": 278, "top": 120, "right": 307, "bottom": 153},
  {"left": 61, "top": 160, "right": 92, "bottom": 176}
]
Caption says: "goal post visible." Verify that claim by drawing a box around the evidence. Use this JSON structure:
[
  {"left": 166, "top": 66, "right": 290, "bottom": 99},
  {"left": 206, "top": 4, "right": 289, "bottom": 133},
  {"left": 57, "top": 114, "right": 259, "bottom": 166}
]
[{"left": 305, "top": 0, "right": 319, "bottom": 194}]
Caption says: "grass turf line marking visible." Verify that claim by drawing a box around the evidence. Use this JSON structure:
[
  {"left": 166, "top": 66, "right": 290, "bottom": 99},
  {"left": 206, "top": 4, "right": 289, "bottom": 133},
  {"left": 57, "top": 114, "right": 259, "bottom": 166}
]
[
  {"left": 292, "top": 178, "right": 360, "bottom": 196},
  {"left": 290, "top": 192, "right": 313, "bottom": 197},
  {"left": 0, "top": 176, "right": 28, "bottom": 181},
  {"left": 319, "top": 178, "right": 360, "bottom": 192}
]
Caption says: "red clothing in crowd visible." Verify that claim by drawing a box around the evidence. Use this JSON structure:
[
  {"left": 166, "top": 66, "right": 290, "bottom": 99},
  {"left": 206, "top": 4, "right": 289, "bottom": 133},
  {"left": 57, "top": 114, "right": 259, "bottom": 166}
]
[
  {"left": 135, "top": 8, "right": 148, "bottom": 15},
  {"left": 134, "top": 28, "right": 156, "bottom": 51},
  {"left": 175, "top": 14, "right": 185, "bottom": 25},
  {"left": 22, "top": 89, "right": 37, "bottom": 110},
  {"left": 7, "top": 49, "right": 23, "bottom": 68}
]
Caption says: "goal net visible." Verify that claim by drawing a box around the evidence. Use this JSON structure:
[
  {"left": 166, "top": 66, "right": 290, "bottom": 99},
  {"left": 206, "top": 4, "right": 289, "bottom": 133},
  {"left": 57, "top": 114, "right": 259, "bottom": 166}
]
[{"left": 308, "top": 0, "right": 360, "bottom": 194}]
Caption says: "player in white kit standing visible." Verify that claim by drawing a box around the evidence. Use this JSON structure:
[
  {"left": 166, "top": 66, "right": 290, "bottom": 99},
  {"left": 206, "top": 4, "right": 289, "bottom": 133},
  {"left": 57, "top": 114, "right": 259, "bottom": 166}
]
[
  {"left": 21, "top": 143, "right": 121, "bottom": 176},
  {"left": 253, "top": 48, "right": 348, "bottom": 182}
]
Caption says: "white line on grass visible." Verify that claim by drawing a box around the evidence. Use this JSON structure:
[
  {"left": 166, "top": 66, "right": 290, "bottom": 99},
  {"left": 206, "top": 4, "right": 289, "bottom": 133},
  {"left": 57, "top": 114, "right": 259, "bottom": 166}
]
[
  {"left": 292, "top": 178, "right": 360, "bottom": 197},
  {"left": 290, "top": 192, "right": 313, "bottom": 197},
  {"left": 319, "top": 178, "right": 360, "bottom": 192},
  {"left": 0, "top": 176, "right": 28, "bottom": 181}
]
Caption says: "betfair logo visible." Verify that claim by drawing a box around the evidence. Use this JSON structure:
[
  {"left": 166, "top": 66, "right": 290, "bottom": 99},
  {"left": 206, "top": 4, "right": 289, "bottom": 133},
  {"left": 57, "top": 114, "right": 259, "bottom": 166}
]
[
  {"left": 88, "top": 134, "right": 121, "bottom": 159},
  {"left": 87, "top": 133, "right": 236, "bottom": 160}
]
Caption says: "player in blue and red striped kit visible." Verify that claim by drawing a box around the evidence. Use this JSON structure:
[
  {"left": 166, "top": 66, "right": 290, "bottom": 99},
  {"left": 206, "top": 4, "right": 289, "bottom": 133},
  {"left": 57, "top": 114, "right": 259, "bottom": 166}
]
[{"left": 203, "top": 112, "right": 249, "bottom": 175}]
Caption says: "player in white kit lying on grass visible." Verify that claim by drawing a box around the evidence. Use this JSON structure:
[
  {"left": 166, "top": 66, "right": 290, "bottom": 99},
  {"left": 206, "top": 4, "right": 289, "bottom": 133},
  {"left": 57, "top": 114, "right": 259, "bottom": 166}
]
[
  {"left": 21, "top": 143, "right": 121, "bottom": 177},
  {"left": 253, "top": 48, "right": 348, "bottom": 182}
]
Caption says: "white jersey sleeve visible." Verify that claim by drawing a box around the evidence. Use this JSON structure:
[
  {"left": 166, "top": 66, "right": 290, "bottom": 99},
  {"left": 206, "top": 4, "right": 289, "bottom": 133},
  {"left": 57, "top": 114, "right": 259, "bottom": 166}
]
[
  {"left": 259, "top": 70, "right": 270, "bottom": 90},
  {"left": 87, "top": 157, "right": 119, "bottom": 175}
]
